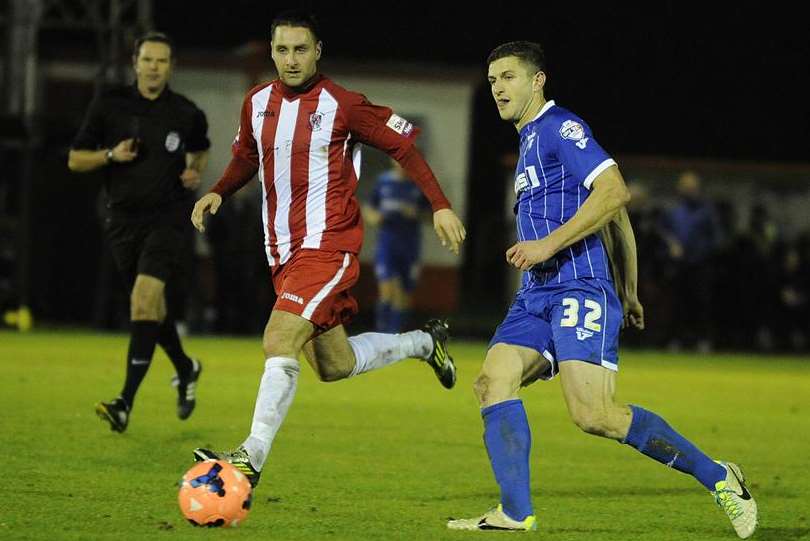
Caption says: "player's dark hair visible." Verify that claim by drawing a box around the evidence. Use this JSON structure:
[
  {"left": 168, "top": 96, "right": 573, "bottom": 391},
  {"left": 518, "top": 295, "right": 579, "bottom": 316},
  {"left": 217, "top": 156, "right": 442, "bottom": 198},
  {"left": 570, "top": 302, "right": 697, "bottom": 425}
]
[
  {"left": 133, "top": 31, "right": 174, "bottom": 59},
  {"left": 487, "top": 41, "right": 546, "bottom": 73},
  {"left": 271, "top": 10, "right": 321, "bottom": 42}
]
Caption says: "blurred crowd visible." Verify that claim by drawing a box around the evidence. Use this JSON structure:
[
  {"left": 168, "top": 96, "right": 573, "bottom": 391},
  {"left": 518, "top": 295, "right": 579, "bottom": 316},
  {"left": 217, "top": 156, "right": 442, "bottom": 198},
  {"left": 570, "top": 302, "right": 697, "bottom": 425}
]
[{"left": 626, "top": 171, "right": 810, "bottom": 353}]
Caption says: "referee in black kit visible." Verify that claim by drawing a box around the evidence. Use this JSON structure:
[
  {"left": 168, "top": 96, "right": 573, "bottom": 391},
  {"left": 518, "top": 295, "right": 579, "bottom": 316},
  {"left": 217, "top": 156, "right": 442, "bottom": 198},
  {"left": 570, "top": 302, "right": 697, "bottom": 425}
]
[{"left": 68, "top": 31, "right": 210, "bottom": 433}]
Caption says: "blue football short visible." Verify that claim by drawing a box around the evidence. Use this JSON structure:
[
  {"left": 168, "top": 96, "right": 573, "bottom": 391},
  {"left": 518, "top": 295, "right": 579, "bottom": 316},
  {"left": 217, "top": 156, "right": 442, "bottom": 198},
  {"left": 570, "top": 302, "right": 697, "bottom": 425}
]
[
  {"left": 490, "top": 277, "right": 622, "bottom": 374},
  {"left": 489, "top": 297, "right": 557, "bottom": 380}
]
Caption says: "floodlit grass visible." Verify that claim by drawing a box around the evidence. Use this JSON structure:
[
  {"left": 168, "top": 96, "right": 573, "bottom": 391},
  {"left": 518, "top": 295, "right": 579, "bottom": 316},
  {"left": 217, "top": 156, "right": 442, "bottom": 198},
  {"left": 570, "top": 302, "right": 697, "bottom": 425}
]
[{"left": 2, "top": 330, "right": 809, "bottom": 540}]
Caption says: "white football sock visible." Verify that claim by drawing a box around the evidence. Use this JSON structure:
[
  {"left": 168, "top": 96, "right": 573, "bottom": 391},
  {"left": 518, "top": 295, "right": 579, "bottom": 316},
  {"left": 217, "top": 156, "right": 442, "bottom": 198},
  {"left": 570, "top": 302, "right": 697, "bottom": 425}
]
[
  {"left": 348, "top": 330, "right": 433, "bottom": 377},
  {"left": 242, "top": 356, "right": 299, "bottom": 471}
]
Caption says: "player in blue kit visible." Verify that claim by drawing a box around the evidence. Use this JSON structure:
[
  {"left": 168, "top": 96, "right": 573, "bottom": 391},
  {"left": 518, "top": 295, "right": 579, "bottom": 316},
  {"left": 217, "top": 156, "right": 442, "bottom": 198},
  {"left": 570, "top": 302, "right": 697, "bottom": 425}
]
[
  {"left": 447, "top": 42, "right": 757, "bottom": 538},
  {"left": 365, "top": 160, "right": 430, "bottom": 333}
]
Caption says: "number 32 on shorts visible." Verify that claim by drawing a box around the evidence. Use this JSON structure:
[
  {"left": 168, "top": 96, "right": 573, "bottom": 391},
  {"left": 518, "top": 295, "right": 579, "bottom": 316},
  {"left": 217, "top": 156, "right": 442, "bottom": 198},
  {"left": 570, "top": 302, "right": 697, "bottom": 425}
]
[{"left": 559, "top": 298, "right": 602, "bottom": 332}]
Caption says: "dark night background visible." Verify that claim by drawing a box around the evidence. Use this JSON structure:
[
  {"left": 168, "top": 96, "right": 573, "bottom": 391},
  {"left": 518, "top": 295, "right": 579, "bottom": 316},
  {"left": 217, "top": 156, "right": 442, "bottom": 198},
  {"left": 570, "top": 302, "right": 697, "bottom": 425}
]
[
  {"left": 6, "top": 2, "right": 810, "bottom": 332},
  {"left": 152, "top": 2, "right": 810, "bottom": 162}
]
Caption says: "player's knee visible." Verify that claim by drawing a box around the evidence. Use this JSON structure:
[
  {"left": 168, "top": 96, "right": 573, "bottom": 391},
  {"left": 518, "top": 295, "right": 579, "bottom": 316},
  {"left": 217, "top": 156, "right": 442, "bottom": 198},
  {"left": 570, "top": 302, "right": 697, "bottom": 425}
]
[
  {"left": 569, "top": 407, "right": 611, "bottom": 437},
  {"left": 315, "top": 362, "right": 352, "bottom": 383},
  {"left": 262, "top": 322, "right": 300, "bottom": 357},
  {"left": 262, "top": 332, "right": 296, "bottom": 358},
  {"left": 472, "top": 373, "right": 491, "bottom": 404},
  {"left": 130, "top": 288, "right": 160, "bottom": 321},
  {"left": 473, "top": 371, "right": 515, "bottom": 406}
]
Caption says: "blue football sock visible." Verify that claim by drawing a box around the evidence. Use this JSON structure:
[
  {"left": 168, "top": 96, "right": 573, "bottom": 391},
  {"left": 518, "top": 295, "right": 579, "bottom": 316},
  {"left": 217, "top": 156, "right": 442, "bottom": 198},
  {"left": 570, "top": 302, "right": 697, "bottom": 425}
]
[
  {"left": 375, "top": 301, "right": 391, "bottom": 333},
  {"left": 623, "top": 405, "right": 726, "bottom": 490},
  {"left": 482, "top": 399, "right": 533, "bottom": 521}
]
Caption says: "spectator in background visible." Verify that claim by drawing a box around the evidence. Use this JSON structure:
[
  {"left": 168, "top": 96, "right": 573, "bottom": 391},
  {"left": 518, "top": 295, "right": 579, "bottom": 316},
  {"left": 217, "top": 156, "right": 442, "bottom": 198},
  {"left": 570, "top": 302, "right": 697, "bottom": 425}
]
[
  {"left": 729, "top": 202, "right": 780, "bottom": 350},
  {"left": 364, "top": 159, "right": 431, "bottom": 333},
  {"left": 711, "top": 199, "right": 744, "bottom": 350},
  {"left": 624, "top": 181, "right": 670, "bottom": 347},
  {"left": 660, "top": 171, "right": 721, "bottom": 352},
  {"left": 775, "top": 239, "right": 808, "bottom": 351},
  {"left": 794, "top": 232, "right": 810, "bottom": 348}
]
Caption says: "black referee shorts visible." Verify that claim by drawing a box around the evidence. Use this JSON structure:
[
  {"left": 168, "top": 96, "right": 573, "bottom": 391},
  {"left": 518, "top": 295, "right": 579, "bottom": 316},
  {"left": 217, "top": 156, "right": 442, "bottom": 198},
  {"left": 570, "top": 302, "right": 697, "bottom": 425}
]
[{"left": 105, "top": 218, "right": 192, "bottom": 291}]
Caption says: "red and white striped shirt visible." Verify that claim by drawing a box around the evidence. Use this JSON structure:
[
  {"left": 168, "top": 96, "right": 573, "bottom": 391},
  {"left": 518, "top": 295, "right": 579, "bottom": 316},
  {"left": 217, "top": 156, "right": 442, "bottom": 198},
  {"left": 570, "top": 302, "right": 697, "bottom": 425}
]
[{"left": 210, "top": 74, "right": 451, "bottom": 267}]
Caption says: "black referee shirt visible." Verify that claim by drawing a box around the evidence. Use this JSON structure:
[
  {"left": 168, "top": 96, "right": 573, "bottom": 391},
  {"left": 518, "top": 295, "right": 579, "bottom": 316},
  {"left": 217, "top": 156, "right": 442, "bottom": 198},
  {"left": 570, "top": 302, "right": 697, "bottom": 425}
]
[{"left": 72, "top": 84, "right": 210, "bottom": 221}]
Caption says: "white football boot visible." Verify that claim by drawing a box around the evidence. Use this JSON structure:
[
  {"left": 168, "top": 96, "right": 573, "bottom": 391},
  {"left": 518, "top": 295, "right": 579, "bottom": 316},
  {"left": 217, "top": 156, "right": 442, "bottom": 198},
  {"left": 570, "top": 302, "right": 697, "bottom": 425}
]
[
  {"left": 447, "top": 504, "right": 537, "bottom": 531},
  {"left": 712, "top": 461, "right": 758, "bottom": 539}
]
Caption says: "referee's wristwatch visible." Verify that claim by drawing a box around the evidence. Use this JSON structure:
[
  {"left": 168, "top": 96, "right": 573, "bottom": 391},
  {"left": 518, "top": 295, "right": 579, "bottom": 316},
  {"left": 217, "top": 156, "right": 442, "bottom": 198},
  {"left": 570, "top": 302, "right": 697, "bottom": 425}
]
[{"left": 105, "top": 149, "right": 114, "bottom": 164}]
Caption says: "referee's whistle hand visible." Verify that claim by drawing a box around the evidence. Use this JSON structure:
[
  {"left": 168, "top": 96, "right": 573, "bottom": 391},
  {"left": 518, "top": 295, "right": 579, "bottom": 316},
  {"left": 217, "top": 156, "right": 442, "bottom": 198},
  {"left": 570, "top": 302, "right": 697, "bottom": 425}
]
[
  {"left": 180, "top": 168, "right": 201, "bottom": 190},
  {"left": 112, "top": 138, "right": 138, "bottom": 163},
  {"left": 191, "top": 193, "right": 222, "bottom": 233}
]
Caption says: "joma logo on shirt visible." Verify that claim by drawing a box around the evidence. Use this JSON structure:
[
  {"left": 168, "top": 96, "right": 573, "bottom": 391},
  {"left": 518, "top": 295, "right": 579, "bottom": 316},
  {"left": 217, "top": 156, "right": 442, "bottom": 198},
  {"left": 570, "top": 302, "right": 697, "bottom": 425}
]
[
  {"left": 257, "top": 110, "right": 275, "bottom": 117},
  {"left": 281, "top": 292, "right": 304, "bottom": 305}
]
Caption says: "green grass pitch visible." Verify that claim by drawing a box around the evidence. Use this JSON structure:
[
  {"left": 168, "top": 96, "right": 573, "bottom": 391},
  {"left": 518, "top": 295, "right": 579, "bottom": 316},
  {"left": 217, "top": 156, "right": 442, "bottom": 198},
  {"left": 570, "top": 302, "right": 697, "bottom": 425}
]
[{"left": 2, "top": 330, "right": 809, "bottom": 540}]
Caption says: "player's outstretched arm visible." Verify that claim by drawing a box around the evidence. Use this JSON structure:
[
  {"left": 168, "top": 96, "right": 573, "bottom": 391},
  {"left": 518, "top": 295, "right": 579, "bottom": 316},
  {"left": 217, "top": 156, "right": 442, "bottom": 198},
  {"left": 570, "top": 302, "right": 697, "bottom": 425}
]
[
  {"left": 601, "top": 207, "right": 644, "bottom": 330},
  {"left": 191, "top": 193, "right": 222, "bottom": 233},
  {"left": 433, "top": 208, "right": 466, "bottom": 255},
  {"left": 345, "top": 98, "right": 466, "bottom": 252}
]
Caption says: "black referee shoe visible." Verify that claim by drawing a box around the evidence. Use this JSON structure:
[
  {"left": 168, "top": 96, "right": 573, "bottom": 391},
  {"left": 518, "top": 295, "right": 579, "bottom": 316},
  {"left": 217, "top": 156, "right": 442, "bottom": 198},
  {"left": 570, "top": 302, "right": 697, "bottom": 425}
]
[
  {"left": 172, "top": 359, "right": 202, "bottom": 420},
  {"left": 95, "top": 397, "right": 129, "bottom": 433},
  {"left": 422, "top": 319, "right": 456, "bottom": 389}
]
